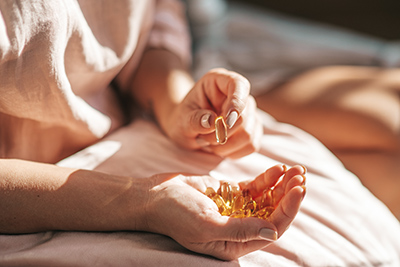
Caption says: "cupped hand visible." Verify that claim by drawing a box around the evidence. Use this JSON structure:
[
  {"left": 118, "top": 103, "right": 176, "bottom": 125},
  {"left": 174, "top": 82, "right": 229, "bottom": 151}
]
[
  {"left": 142, "top": 164, "right": 306, "bottom": 260},
  {"left": 165, "top": 68, "right": 263, "bottom": 159}
]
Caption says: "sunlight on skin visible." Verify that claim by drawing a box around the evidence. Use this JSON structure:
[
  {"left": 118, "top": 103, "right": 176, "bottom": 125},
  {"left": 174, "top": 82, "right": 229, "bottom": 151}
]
[{"left": 338, "top": 87, "right": 400, "bottom": 133}]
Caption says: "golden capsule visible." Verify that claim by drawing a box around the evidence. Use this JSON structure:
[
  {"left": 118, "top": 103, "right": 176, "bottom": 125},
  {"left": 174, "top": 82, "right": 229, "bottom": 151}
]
[
  {"left": 231, "top": 186, "right": 241, "bottom": 198},
  {"left": 230, "top": 209, "right": 251, "bottom": 218},
  {"left": 230, "top": 210, "right": 246, "bottom": 218},
  {"left": 205, "top": 187, "right": 216, "bottom": 198},
  {"left": 254, "top": 206, "right": 275, "bottom": 219},
  {"left": 215, "top": 116, "right": 228, "bottom": 145},
  {"left": 242, "top": 189, "right": 253, "bottom": 204},
  {"left": 220, "top": 182, "right": 233, "bottom": 207},
  {"left": 231, "top": 195, "right": 244, "bottom": 213},
  {"left": 205, "top": 183, "right": 276, "bottom": 220},
  {"left": 211, "top": 194, "right": 229, "bottom": 215},
  {"left": 244, "top": 200, "right": 257, "bottom": 214},
  {"left": 221, "top": 208, "right": 232, "bottom": 216}
]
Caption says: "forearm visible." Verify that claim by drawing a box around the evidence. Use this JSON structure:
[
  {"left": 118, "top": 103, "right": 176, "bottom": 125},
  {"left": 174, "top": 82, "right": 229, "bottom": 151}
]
[
  {"left": 0, "top": 159, "right": 149, "bottom": 233},
  {"left": 127, "top": 49, "right": 194, "bottom": 133}
]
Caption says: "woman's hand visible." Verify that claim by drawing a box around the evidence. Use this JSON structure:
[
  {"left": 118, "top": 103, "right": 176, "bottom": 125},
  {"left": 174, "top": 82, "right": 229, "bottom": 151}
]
[
  {"left": 142, "top": 164, "right": 306, "bottom": 260},
  {"left": 123, "top": 48, "right": 261, "bottom": 159},
  {"left": 164, "top": 68, "right": 263, "bottom": 159}
]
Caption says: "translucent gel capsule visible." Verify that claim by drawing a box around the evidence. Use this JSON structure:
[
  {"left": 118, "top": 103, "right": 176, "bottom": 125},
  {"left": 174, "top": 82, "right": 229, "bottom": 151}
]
[
  {"left": 231, "top": 195, "right": 244, "bottom": 213},
  {"left": 230, "top": 209, "right": 251, "bottom": 218},
  {"left": 211, "top": 194, "right": 229, "bottom": 215},
  {"left": 205, "top": 187, "right": 216, "bottom": 198},
  {"left": 254, "top": 206, "right": 275, "bottom": 219},
  {"left": 220, "top": 182, "right": 233, "bottom": 207},
  {"left": 244, "top": 200, "right": 257, "bottom": 214},
  {"left": 230, "top": 210, "right": 246, "bottom": 218},
  {"left": 242, "top": 189, "right": 252, "bottom": 204},
  {"left": 231, "top": 186, "right": 241, "bottom": 198},
  {"left": 205, "top": 183, "right": 276, "bottom": 220},
  {"left": 221, "top": 208, "right": 232, "bottom": 216},
  {"left": 215, "top": 116, "right": 228, "bottom": 145}
]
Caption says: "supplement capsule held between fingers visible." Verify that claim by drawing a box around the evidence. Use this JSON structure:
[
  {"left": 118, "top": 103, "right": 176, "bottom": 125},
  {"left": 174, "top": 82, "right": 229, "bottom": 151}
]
[{"left": 215, "top": 116, "right": 228, "bottom": 145}]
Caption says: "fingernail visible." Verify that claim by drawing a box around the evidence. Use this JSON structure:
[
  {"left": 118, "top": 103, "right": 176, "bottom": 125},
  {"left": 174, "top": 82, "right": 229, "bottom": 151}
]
[
  {"left": 301, "top": 185, "right": 307, "bottom": 199},
  {"left": 300, "top": 174, "right": 306, "bottom": 185},
  {"left": 282, "top": 164, "right": 287, "bottom": 172},
  {"left": 201, "top": 113, "right": 211, "bottom": 129},
  {"left": 259, "top": 228, "right": 277, "bottom": 241},
  {"left": 300, "top": 165, "right": 307, "bottom": 174},
  {"left": 226, "top": 111, "right": 238, "bottom": 129}
]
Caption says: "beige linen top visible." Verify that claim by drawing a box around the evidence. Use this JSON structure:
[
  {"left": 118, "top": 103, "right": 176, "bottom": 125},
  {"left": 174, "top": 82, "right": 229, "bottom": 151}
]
[{"left": 0, "top": 0, "right": 191, "bottom": 163}]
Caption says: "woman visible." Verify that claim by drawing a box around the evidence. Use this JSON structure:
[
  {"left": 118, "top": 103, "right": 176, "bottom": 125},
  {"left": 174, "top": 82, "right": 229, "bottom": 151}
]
[{"left": 0, "top": 0, "right": 306, "bottom": 260}]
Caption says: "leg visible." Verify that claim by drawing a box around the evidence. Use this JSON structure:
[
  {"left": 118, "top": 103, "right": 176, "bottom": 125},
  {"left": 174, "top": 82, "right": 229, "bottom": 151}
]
[{"left": 255, "top": 66, "right": 400, "bottom": 218}]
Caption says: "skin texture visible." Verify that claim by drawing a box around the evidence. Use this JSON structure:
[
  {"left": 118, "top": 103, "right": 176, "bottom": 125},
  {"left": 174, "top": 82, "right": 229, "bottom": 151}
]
[
  {"left": 144, "top": 164, "right": 306, "bottom": 260},
  {"left": 0, "top": 159, "right": 306, "bottom": 260},
  {"left": 1, "top": 48, "right": 307, "bottom": 260},
  {"left": 255, "top": 66, "right": 400, "bottom": 219},
  {"left": 120, "top": 49, "right": 263, "bottom": 159}
]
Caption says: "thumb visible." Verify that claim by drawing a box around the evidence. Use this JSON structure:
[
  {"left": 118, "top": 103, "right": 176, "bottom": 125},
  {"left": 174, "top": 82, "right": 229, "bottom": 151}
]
[{"left": 214, "top": 216, "right": 278, "bottom": 242}]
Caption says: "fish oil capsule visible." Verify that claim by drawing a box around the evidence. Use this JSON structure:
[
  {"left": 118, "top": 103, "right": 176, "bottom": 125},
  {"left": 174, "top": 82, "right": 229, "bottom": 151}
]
[
  {"left": 230, "top": 209, "right": 251, "bottom": 218},
  {"left": 230, "top": 210, "right": 246, "bottom": 218},
  {"left": 255, "top": 206, "right": 275, "bottom": 219},
  {"left": 231, "top": 186, "right": 241, "bottom": 198},
  {"left": 231, "top": 195, "right": 244, "bottom": 213},
  {"left": 220, "top": 182, "right": 233, "bottom": 207},
  {"left": 215, "top": 116, "right": 228, "bottom": 145},
  {"left": 211, "top": 194, "right": 229, "bottom": 215},
  {"left": 242, "top": 189, "right": 252, "bottom": 204},
  {"left": 205, "top": 187, "right": 216, "bottom": 198},
  {"left": 244, "top": 200, "right": 257, "bottom": 214}
]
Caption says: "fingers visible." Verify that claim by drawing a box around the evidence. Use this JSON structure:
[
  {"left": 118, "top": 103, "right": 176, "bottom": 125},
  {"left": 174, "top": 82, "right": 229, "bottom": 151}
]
[
  {"left": 157, "top": 169, "right": 306, "bottom": 261},
  {"left": 236, "top": 164, "right": 306, "bottom": 237},
  {"left": 201, "top": 68, "right": 251, "bottom": 121},
  {"left": 272, "top": 165, "right": 306, "bottom": 204},
  {"left": 239, "top": 164, "right": 287, "bottom": 197},
  {"left": 196, "top": 96, "right": 262, "bottom": 158},
  {"left": 270, "top": 185, "right": 306, "bottom": 235},
  {"left": 216, "top": 216, "right": 277, "bottom": 242},
  {"left": 268, "top": 166, "right": 307, "bottom": 235},
  {"left": 198, "top": 216, "right": 277, "bottom": 260},
  {"left": 189, "top": 109, "right": 217, "bottom": 134}
]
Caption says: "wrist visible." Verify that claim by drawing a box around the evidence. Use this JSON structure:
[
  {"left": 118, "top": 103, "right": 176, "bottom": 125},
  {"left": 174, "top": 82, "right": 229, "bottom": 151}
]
[{"left": 121, "top": 177, "right": 153, "bottom": 231}]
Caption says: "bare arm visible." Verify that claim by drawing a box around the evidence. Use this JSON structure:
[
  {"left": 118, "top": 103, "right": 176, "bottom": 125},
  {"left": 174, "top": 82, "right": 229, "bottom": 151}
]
[
  {"left": 0, "top": 159, "right": 149, "bottom": 233},
  {"left": 118, "top": 48, "right": 194, "bottom": 135},
  {"left": 117, "top": 48, "right": 262, "bottom": 158}
]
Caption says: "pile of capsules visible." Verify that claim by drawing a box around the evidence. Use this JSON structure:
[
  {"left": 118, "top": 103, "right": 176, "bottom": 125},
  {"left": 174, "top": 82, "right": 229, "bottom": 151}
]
[
  {"left": 204, "top": 182, "right": 276, "bottom": 219},
  {"left": 211, "top": 117, "right": 276, "bottom": 219}
]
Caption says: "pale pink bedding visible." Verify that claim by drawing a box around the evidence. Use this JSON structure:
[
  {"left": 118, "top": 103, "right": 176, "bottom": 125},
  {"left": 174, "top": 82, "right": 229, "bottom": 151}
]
[{"left": 1, "top": 111, "right": 399, "bottom": 266}]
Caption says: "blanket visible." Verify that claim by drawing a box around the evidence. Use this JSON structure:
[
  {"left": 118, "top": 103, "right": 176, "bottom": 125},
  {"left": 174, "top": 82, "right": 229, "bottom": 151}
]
[{"left": 1, "top": 111, "right": 399, "bottom": 266}]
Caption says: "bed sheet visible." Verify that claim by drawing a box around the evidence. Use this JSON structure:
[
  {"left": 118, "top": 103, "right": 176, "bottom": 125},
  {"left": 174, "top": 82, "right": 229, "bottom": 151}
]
[
  {"left": 190, "top": 2, "right": 400, "bottom": 95},
  {"left": 1, "top": 111, "right": 399, "bottom": 266}
]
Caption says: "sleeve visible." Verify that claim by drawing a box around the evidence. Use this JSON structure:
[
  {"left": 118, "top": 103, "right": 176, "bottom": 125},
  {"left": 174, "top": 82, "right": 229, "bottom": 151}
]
[{"left": 146, "top": 0, "right": 192, "bottom": 66}]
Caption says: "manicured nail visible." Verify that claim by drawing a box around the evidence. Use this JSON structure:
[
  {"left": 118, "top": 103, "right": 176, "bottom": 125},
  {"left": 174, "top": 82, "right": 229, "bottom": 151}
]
[
  {"left": 201, "top": 113, "right": 211, "bottom": 129},
  {"left": 282, "top": 164, "right": 288, "bottom": 172},
  {"left": 301, "top": 185, "right": 307, "bottom": 199},
  {"left": 226, "top": 111, "right": 238, "bottom": 129},
  {"left": 259, "top": 228, "right": 277, "bottom": 241},
  {"left": 300, "top": 165, "right": 307, "bottom": 174},
  {"left": 300, "top": 174, "right": 306, "bottom": 185}
]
